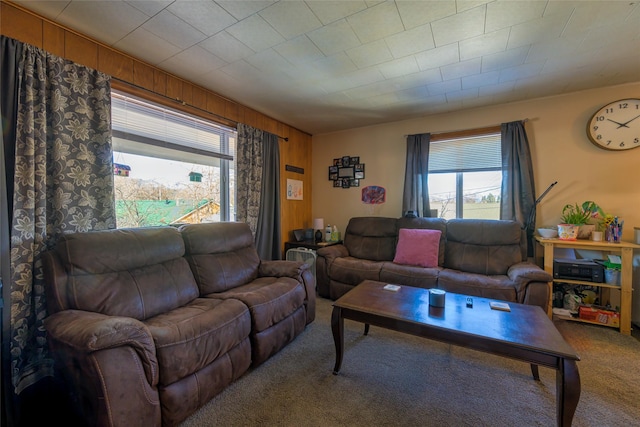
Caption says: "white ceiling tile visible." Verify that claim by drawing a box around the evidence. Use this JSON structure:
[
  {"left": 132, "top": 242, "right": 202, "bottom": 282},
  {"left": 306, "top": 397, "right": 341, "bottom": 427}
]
[
  {"left": 142, "top": 10, "right": 207, "bottom": 49},
  {"left": 226, "top": 14, "right": 285, "bottom": 51},
  {"left": 307, "top": 19, "right": 362, "bottom": 56},
  {"left": 159, "top": 45, "right": 227, "bottom": 80},
  {"left": 427, "top": 78, "right": 462, "bottom": 96},
  {"left": 485, "top": 0, "right": 547, "bottom": 33},
  {"left": 441, "top": 58, "right": 481, "bottom": 80},
  {"left": 199, "top": 32, "right": 255, "bottom": 63},
  {"left": 459, "top": 28, "right": 509, "bottom": 60},
  {"left": 13, "top": 1, "right": 70, "bottom": 20},
  {"left": 259, "top": 1, "right": 322, "bottom": 40},
  {"left": 346, "top": 40, "right": 393, "bottom": 69},
  {"left": 125, "top": 0, "right": 172, "bottom": 17},
  {"left": 481, "top": 46, "right": 529, "bottom": 72},
  {"left": 446, "top": 87, "right": 479, "bottom": 102},
  {"left": 563, "top": 1, "right": 640, "bottom": 35},
  {"left": 215, "top": 1, "right": 275, "bottom": 20},
  {"left": 377, "top": 57, "right": 420, "bottom": 79},
  {"left": 456, "top": 1, "right": 492, "bottom": 13},
  {"left": 167, "top": 0, "right": 237, "bottom": 36},
  {"left": 347, "top": 1, "right": 405, "bottom": 44},
  {"left": 385, "top": 23, "right": 435, "bottom": 59},
  {"left": 219, "top": 59, "right": 260, "bottom": 80},
  {"left": 275, "top": 35, "right": 326, "bottom": 66},
  {"left": 415, "top": 43, "right": 460, "bottom": 71},
  {"left": 579, "top": 20, "right": 640, "bottom": 52},
  {"left": 299, "top": 52, "right": 358, "bottom": 81},
  {"left": 395, "top": 0, "right": 457, "bottom": 30},
  {"left": 525, "top": 33, "right": 585, "bottom": 63},
  {"left": 114, "top": 27, "right": 182, "bottom": 65},
  {"left": 499, "top": 61, "right": 545, "bottom": 83},
  {"left": 506, "top": 12, "right": 572, "bottom": 49},
  {"left": 306, "top": 0, "right": 368, "bottom": 25},
  {"left": 244, "top": 49, "right": 295, "bottom": 77},
  {"left": 431, "top": 5, "right": 485, "bottom": 46},
  {"left": 49, "top": 1, "right": 149, "bottom": 45},
  {"left": 393, "top": 68, "right": 443, "bottom": 89},
  {"left": 461, "top": 70, "right": 501, "bottom": 89},
  {"left": 478, "top": 80, "right": 516, "bottom": 97}
]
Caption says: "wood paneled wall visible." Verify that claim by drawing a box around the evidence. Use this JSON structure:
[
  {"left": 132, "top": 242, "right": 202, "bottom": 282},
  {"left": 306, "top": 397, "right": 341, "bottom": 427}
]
[{"left": 1, "top": 1, "right": 313, "bottom": 256}]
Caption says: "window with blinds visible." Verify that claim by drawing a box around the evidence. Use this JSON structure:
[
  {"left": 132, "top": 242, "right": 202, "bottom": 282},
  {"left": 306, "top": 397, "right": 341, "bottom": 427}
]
[
  {"left": 111, "top": 90, "right": 236, "bottom": 228},
  {"left": 427, "top": 131, "right": 502, "bottom": 220}
]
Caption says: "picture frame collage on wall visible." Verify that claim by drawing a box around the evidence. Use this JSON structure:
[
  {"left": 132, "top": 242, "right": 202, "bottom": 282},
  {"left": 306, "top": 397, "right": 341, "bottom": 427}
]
[{"left": 328, "top": 156, "right": 365, "bottom": 188}]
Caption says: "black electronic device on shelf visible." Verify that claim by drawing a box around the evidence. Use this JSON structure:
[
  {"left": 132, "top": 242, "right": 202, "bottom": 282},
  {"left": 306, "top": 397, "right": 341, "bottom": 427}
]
[{"left": 553, "top": 258, "right": 604, "bottom": 283}]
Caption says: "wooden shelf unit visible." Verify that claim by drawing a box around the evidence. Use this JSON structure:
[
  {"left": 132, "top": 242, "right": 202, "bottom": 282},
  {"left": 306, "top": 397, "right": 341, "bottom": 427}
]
[{"left": 535, "top": 236, "right": 639, "bottom": 335}]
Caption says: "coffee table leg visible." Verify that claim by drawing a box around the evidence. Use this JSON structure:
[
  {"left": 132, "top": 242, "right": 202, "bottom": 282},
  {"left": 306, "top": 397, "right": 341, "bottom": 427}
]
[
  {"left": 331, "top": 306, "right": 344, "bottom": 375},
  {"left": 556, "top": 358, "right": 580, "bottom": 427},
  {"left": 364, "top": 324, "right": 370, "bottom": 335}
]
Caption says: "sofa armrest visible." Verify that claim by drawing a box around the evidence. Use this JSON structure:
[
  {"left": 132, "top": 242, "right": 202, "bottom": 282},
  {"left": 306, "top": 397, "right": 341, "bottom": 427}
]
[
  {"left": 316, "top": 244, "right": 349, "bottom": 260},
  {"left": 259, "top": 260, "right": 316, "bottom": 323},
  {"left": 44, "top": 310, "right": 159, "bottom": 386},
  {"left": 259, "top": 260, "right": 309, "bottom": 279},
  {"left": 507, "top": 262, "right": 553, "bottom": 304}
]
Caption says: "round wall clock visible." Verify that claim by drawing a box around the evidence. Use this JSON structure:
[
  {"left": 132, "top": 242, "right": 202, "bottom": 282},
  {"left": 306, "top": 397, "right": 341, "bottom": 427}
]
[{"left": 586, "top": 98, "right": 640, "bottom": 150}]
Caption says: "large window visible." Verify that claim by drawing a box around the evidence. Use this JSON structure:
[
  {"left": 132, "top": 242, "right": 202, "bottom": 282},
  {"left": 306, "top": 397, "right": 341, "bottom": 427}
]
[
  {"left": 111, "top": 91, "right": 236, "bottom": 228},
  {"left": 428, "top": 129, "right": 501, "bottom": 220}
]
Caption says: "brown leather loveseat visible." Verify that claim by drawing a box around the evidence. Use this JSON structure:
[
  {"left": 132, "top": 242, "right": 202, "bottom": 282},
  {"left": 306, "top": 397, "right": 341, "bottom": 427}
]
[
  {"left": 41, "top": 222, "right": 315, "bottom": 427},
  {"left": 316, "top": 216, "right": 551, "bottom": 310}
]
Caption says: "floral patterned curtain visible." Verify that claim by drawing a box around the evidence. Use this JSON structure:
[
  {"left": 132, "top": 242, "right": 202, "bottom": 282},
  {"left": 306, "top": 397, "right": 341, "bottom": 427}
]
[
  {"left": 236, "top": 123, "right": 281, "bottom": 260},
  {"left": 9, "top": 40, "right": 115, "bottom": 393},
  {"left": 236, "top": 123, "right": 263, "bottom": 234}
]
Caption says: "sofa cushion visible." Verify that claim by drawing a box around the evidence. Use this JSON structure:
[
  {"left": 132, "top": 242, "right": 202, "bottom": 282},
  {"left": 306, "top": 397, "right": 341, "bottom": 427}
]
[
  {"left": 181, "top": 222, "right": 260, "bottom": 293},
  {"left": 393, "top": 228, "right": 441, "bottom": 268},
  {"left": 379, "top": 262, "right": 440, "bottom": 289},
  {"left": 396, "top": 217, "right": 447, "bottom": 265},
  {"left": 145, "top": 297, "right": 250, "bottom": 386},
  {"left": 343, "top": 217, "right": 398, "bottom": 261},
  {"left": 444, "top": 219, "right": 524, "bottom": 275},
  {"left": 330, "top": 256, "right": 384, "bottom": 285},
  {"left": 53, "top": 227, "right": 199, "bottom": 319},
  {"left": 205, "top": 277, "right": 305, "bottom": 333},
  {"left": 437, "top": 269, "right": 517, "bottom": 302}
]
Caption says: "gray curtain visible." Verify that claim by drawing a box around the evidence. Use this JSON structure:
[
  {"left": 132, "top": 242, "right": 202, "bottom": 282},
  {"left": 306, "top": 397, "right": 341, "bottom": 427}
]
[
  {"left": 402, "top": 133, "right": 431, "bottom": 217},
  {"left": 5, "top": 38, "right": 115, "bottom": 395},
  {"left": 236, "top": 123, "right": 281, "bottom": 260},
  {"left": 500, "top": 120, "right": 536, "bottom": 254},
  {"left": 1, "top": 35, "right": 22, "bottom": 424}
]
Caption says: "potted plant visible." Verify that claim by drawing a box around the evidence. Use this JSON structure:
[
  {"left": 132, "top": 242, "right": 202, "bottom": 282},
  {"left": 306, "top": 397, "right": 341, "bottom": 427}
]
[{"left": 558, "top": 201, "right": 603, "bottom": 240}]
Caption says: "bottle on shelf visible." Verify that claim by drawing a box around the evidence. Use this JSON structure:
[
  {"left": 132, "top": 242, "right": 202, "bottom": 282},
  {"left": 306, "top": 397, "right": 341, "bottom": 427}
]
[{"left": 325, "top": 224, "right": 331, "bottom": 242}]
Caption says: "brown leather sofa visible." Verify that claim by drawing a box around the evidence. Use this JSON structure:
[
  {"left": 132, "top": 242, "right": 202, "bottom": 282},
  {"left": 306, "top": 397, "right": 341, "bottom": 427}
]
[
  {"left": 41, "top": 222, "right": 315, "bottom": 427},
  {"left": 316, "top": 216, "right": 551, "bottom": 310}
]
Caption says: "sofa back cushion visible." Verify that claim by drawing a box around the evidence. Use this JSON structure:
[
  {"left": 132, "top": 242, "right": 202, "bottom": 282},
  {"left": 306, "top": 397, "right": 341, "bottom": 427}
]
[
  {"left": 50, "top": 227, "right": 199, "bottom": 320},
  {"left": 344, "top": 217, "right": 398, "bottom": 261},
  {"left": 444, "top": 219, "right": 525, "bottom": 275},
  {"left": 180, "top": 222, "right": 260, "bottom": 294}
]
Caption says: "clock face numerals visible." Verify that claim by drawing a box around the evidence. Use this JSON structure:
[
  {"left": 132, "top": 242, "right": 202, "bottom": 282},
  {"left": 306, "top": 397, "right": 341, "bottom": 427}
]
[{"left": 587, "top": 98, "right": 640, "bottom": 151}]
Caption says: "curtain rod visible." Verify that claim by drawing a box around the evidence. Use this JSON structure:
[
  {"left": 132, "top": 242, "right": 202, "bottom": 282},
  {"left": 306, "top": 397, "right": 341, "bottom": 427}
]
[
  {"left": 404, "top": 119, "right": 530, "bottom": 138},
  {"left": 112, "top": 78, "right": 289, "bottom": 141}
]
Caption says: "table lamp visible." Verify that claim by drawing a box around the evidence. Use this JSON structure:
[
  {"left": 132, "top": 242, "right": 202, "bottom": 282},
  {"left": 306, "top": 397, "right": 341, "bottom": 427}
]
[{"left": 313, "top": 218, "right": 324, "bottom": 243}]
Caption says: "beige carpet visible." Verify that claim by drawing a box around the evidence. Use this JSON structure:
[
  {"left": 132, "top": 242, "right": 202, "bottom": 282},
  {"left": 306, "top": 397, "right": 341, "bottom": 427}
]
[{"left": 181, "top": 297, "right": 640, "bottom": 427}]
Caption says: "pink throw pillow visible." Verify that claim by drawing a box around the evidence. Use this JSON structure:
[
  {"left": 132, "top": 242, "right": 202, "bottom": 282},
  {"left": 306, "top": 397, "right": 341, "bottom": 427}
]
[{"left": 393, "top": 228, "right": 441, "bottom": 268}]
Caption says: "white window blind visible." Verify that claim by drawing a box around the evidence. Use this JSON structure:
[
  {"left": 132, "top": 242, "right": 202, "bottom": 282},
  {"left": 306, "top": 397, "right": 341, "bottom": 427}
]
[
  {"left": 428, "top": 133, "right": 501, "bottom": 173},
  {"left": 111, "top": 91, "right": 235, "bottom": 160}
]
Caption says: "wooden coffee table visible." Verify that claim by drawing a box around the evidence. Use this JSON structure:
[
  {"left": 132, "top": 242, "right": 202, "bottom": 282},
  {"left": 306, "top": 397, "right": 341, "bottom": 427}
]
[{"left": 331, "top": 280, "right": 581, "bottom": 427}]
